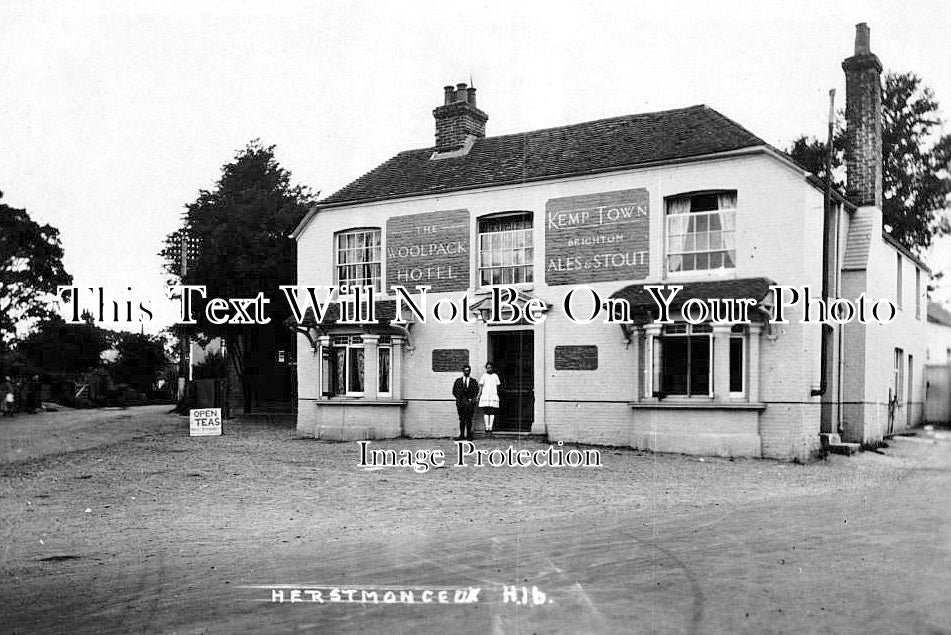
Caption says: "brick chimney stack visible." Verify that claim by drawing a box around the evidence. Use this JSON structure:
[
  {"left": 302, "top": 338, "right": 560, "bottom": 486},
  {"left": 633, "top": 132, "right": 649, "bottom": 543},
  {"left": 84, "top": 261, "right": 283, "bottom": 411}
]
[
  {"left": 433, "top": 82, "right": 488, "bottom": 152},
  {"left": 842, "top": 22, "right": 883, "bottom": 208}
]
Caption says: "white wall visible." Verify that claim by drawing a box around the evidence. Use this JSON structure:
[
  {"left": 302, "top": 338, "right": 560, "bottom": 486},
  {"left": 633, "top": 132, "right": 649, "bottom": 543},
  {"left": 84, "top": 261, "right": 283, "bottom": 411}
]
[
  {"left": 858, "top": 236, "right": 929, "bottom": 439},
  {"left": 926, "top": 317, "right": 951, "bottom": 364},
  {"left": 295, "top": 151, "right": 832, "bottom": 458}
]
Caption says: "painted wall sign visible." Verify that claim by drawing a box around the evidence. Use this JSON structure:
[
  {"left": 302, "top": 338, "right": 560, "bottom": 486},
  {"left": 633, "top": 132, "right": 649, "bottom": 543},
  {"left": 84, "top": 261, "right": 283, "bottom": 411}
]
[
  {"left": 189, "top": 408, "right": 222, "bottom": 436},
  {"left": 386, "top": 210, "right": 470, "bottom": 293},
  {"left": 544, "top": 188, "right": 649, "bottom": 285}
]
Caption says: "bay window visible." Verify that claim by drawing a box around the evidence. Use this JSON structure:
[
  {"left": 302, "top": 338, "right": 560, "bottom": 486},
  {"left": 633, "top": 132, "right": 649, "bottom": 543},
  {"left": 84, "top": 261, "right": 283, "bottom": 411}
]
[
  {"left": 647, "top": 323, "right": 752, "bottom": 401},
  {"left": 327, "top": 335, "right": 392, "bottom": 397},
  {"left": 666, "top": 191, "right": 736, "bottom": 273}
]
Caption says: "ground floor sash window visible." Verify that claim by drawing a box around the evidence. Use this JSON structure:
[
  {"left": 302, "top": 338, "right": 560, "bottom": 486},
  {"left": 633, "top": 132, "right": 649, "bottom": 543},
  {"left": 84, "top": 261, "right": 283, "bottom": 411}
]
[
  {"left": 327, "top": 335, "right": 393, "bottom": 397},
  {"left": 654, "top": 324, "right": 712, "bottom": 397}
]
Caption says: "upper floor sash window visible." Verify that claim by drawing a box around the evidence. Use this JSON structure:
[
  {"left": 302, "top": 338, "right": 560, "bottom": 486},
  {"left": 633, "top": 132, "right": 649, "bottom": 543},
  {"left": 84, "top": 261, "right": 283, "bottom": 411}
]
[
  {"left": 478, "top": 212, "right": 533, "bottom": 286},
  {"left": 335, "top": 228, "right": 382, "bottom": 291},
  {"left": 666, "top": 192, "right": 736, "bottom": 273}
]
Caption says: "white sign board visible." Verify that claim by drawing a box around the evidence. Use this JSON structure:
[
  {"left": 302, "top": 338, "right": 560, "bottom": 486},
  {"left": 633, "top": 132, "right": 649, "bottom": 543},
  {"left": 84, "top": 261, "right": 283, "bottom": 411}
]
[{"left": 189, "top": 408, "right": 222, "bottom": 436}]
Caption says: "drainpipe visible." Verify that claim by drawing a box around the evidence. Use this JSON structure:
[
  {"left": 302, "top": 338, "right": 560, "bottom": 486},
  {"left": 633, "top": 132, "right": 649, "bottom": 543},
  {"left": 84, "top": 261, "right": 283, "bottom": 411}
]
[
  {"left": 835, "top": 205, "right": 844, "bottom": 433},
  {"left": 812, "top": 89, "right": 836, "bottom": 397}
]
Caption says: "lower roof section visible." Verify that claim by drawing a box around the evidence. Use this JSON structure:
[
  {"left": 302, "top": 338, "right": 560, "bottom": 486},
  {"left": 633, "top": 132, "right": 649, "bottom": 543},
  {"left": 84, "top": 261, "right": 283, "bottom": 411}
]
[{"left": 609, "top": 277, "right": 776, "bottom": 325}]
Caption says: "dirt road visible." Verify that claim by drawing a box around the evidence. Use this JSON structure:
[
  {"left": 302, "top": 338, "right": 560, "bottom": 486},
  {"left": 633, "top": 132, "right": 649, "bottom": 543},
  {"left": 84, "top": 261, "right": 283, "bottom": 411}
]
[
  {"left": 1, "top": 408, "right": 950, "bottom": 633},
  {"left": 0, "top": 405, "right": 176, "bottom": 464}
]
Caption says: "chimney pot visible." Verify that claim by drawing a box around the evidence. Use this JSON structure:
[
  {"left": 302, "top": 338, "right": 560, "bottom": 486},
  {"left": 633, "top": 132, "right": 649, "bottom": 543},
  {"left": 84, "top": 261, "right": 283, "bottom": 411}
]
[
  {"left": 854, "top": 22, "right": 871, "bottom": 55},
  {"left": 433, "top": 80, "right": 488, "bottom": 152}
]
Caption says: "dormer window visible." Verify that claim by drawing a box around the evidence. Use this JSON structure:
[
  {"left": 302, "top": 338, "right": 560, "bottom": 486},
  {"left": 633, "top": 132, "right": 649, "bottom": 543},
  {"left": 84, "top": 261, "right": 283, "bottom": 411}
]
[{"left": 666, "top": 192, "right": 736, "bottom": 273}]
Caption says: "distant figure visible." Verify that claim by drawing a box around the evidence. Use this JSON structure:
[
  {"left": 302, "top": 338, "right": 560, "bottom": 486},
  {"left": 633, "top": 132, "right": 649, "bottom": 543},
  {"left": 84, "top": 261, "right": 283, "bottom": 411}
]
[
  {"left": 478, "top": 362, "right": 501, "bottom": 436},
  {"left": 13, "top": 379, "right": 24, "bottom": 414},
  {"left": 452, "top": 365, "right": 479, "bottom": 441},
  {"left": 1, "top": 376, "right": 13, "bottom": 417},
  {"left": 25, "top": 375, "right": 40, "bottom": 413}
]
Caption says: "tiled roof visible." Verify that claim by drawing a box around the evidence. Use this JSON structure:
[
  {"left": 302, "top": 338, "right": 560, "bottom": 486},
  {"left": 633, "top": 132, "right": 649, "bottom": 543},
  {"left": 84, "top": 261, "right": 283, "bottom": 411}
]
[
  {"left": 321, "top": 105, "right": 766, "bottom": 206},
  {"left": 609, "top": 277, "right": 776, "bottom": 324},
  {"left": 293, "top": 301, "right": 398, "bottom": 327},
  {"left": 883, "top": 232, "right": 931, "bottom": 273},
  {"left": 842, "top": 211, "right": 874, "bottom": 270},
  {"left": 928, "top": 301, "right": 951, "bottom": 327}
]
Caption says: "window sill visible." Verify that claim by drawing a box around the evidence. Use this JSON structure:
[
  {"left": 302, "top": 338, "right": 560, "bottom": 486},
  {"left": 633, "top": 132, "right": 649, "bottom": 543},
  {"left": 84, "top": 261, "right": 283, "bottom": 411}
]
[
  {"left": 475, "top": 283, "right": 534, "bottom": 294},
  {"left": 311, "top": 398, "right": 407, "bottom": 407},
  {"left": 664, "top": 269, "right": 737, "bottom": 281},
  {"left": 630, "top": 400, "right": 765, "bottom": 411}
]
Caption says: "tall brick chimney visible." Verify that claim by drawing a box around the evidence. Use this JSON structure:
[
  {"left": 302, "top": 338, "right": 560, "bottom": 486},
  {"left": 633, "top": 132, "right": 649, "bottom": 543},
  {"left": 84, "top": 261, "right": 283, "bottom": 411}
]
[
  {"left": 842, "top": 22, "right": 883, "bottom": 208},
  {"left": 433, "top": 83, "right": 488, "bottom": 152}
]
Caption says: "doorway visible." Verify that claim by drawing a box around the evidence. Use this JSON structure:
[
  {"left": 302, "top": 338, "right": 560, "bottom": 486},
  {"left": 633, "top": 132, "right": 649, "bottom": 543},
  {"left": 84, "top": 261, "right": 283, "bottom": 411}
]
[
  {"left": 907, "top": 355, "right": 914, "bottom": 427},
  {"left": 486, "top": 329, "right": 534, "bottom": 432},
  {"left": 889, "top": 348, "right": 904, "bottom": 435},
  {"left": 925, "top": 364, "right": 951, "bottom": 424}
]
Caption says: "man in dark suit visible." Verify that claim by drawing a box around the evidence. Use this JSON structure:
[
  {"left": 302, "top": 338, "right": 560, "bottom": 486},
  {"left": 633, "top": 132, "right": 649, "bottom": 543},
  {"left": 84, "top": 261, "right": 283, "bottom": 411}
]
[{"left": 452, "top": 365, "right": 479, "bottom": 441}]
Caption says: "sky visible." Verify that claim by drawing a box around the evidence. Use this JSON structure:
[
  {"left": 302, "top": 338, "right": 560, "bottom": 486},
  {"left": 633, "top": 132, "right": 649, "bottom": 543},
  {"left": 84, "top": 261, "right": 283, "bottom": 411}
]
[{"left": 1, "top": 0, "right": 950, "bottom": 334}]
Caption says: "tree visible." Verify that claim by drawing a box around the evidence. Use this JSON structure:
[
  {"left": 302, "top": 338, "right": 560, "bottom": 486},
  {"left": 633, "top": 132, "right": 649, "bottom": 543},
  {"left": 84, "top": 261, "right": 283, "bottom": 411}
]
[
  {"left": 17, "top": 313, "right": 111, "bottom": 376},
  {"left": 161, "top": 141, "right": 314, "bottom": 408},
  {"left": 786, "top": 134, "right": 845, "bottom": 189},
  {"left": 0, "top": 192, "right": 72, "bottom": 347},
  {"left": 192, "top": 351, "right": 230, "bottom": 380},
  {"left": 881, "top": 73, "right": 951, "bottom": 250},
  {"left": 111, "top": 332, "right": 169, "bottom": 393},
  {"left": 787, "top": 71, "right": 951, "bottom": 254}
]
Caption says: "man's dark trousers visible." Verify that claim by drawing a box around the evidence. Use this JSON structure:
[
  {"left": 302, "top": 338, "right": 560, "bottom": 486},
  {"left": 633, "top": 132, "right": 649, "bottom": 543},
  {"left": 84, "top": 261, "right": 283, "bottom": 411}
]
[{"left": 452, "top": 376, "right": 479, "bottom": 440}]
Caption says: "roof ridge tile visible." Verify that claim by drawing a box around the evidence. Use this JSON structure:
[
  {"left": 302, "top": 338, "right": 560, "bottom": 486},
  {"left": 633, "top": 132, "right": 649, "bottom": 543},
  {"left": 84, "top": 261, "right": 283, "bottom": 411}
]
[{"left": 321, "top": 105, "right": 767, "bottom": 206}]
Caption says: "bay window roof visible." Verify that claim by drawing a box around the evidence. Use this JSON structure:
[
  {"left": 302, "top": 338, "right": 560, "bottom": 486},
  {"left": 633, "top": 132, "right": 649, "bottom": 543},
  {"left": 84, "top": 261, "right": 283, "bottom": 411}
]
[
  {"left": 609, "top": 277, "right": 776, "bottom": 325},
  {"left": 292, "top": 301, "right": 399, "bottom": 327}
]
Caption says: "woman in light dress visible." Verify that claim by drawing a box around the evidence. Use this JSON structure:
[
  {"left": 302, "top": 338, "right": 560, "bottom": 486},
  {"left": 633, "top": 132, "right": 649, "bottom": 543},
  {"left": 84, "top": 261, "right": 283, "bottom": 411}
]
[
  {"left": 1, "top": 376, "right": 14, "bottom": 417},
  {"left": 477, "top": 362, "right": 501, "bottom": 436}
]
